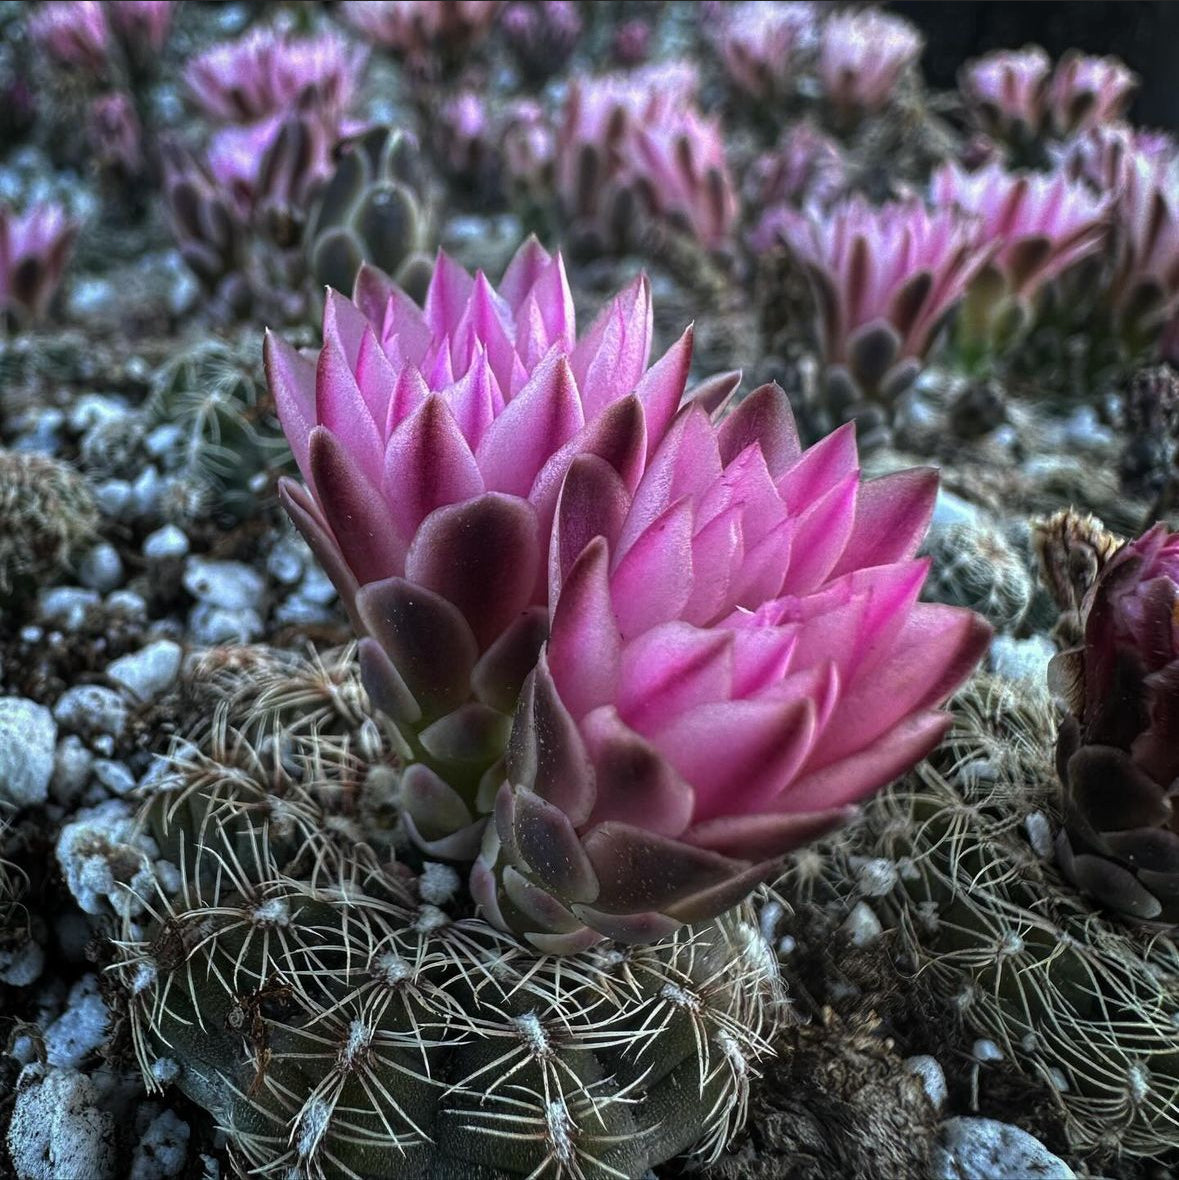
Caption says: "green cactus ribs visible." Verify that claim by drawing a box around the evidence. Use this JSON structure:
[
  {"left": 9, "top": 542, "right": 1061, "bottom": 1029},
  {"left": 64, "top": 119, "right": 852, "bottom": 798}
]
[{"left": 110, "top": 645, "right": 786, "bottom": 1180}]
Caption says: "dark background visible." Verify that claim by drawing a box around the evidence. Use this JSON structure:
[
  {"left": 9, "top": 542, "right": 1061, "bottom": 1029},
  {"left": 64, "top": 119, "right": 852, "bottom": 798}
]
[{"left": 891, "top": 1, "right": 1179, "bottom": 129}]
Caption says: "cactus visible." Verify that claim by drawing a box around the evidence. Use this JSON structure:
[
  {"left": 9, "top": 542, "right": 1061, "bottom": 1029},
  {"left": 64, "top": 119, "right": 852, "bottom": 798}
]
[
  {"left": 110, "top": 645, "right": 786, "bottom": 1179},
  {"left": 306, "top": 125, "right": 434, "bottom": 305},
  {"left": 146, "top": 337, "right": 292, "bottom": 525},
  {"left": 0, "top": 449, "right": 98, "bottom": 601},
  {"left": 921, "top": 519, "right": 1034, "bottom": 633},
  {"left": 777, "top": 670, "right": 1179, "bottom": 1158}
]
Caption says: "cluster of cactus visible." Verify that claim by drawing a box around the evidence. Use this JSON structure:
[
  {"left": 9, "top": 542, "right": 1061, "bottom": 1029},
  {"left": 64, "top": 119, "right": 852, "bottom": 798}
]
[
  {"left": 0, "top": 449, "right": 98, "bottom": 601},
  {"left": 779, "top": 670, "right": 1179, "bottom": 1158},
  {"left": 110, "top": 645, "right": 786, "bottom": 1180}
]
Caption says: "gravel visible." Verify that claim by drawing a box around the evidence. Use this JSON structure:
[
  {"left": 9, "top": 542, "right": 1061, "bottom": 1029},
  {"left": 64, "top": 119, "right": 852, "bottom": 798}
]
[
  {"left": 106, "top": 640, "right": 183, "bottom": 702},
  {"left": 931, "top": 1117, "right": 1074, "bottom": 1179},
  {"left": 0, "top": 696, "right": 58, "bottom": 807}
]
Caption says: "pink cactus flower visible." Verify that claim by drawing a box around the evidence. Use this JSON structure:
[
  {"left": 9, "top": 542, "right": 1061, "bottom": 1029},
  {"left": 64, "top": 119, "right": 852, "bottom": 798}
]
[
  {"left": 818, "top": 9, "right": 923, "bottom": 120},
  {"left": 88, "top": 91, "right": 144, "bottom": 178},
  {"left": 776, "top": 196, "right": 994, "bottom": 404},
  {"left": 0, "top": 202, "right": 78, "bottom": 323},
  {"left": 28, "top": 0, "right": 109, "bottom": 74},
  {"left": 473, "top": 382, "right": 990, "bottom": 948},
  {"left": 500, "top": 1, "right": 582, "bottom": 85},
  {"left": 340, "top": 0, "right": 499, "bottom": 68},
  {"left": 960, "top": 46, "right": 1051, "bottom": 144},
  {"left": 931, "top": 161, "right": 1111, "bottom": 301},
  {"left": 107, "top": 0, "right": 172, "bottom": 57},
  {"left": 747, "top": 124, "right": 847, "bottom": 253},
  {"left": 184, "top": 26, "right": 367, "bottom": 125},
  {"left": 270, "top": 239, "right": 700, "bottom": 856},
  {"left": 1047, "top": 52, "right": 1137, "bottom": 138},
  {"left": 611, "top": 18, "right": 652, "bottom": 66},
  {"left": 557, "top": 64, "right": 737, "bottom": 253},
  {"left": 713, "top": 1, "right": 818, "bottom": 103}
]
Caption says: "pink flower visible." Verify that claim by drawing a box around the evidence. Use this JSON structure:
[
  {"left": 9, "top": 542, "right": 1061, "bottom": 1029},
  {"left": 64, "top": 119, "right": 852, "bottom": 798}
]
[
  {"left": 500, "top": 1, "right": 582, "bottom": 85},
  {"left": 960, "top": 46, "right": 1051, "bottom": 144},
  {"left": 818, "top": 9, "right": 923, "bottom": 119},
  {"left": 474, "top": 383, "right": 990, "bottom": 948},
  {"left": 270, "top": 239, "right": 697, "bottom": 854},
  {"left": 339, "top": 0, "right": 499, "bottom": 68},
  {"left": 713, "top": 1, "right": 818, "bottom": 103},
  {"left": 28, "top": 0, "right": 109, "bottom": 74},
  {"left": 1047, "top": 52, "right": 1137, "bottom": 138},
  {"left": 775, "top": 196, "right": 993, "bottom": 404},
  {"left": 184, "top": 26, "right": 367, "bottom": 125},
  {"left": 931, "top": 161, "right": 1110, "bottom": 300},
  {"left": 557, "top": 65, "right": 737, "bottom": 252},
  {"left": 88, "top": 92, "right": 143, "bottom": 178},
  {"left": 0, "top": 202, "right": 78, "bottom": 323},
  {"left": 747, "top": 124, "right": 847, "bottom": 253}
]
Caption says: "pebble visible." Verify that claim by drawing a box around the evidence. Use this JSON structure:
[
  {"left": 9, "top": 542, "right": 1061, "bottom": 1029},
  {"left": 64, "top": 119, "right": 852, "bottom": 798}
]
[
  {"left": 188, "top": 603, "right": 265, "bottom": 645},
  {"left": 143, "top": 524, "right": 189, "bottom": 560},
  {"left": 931, "top": 489, "right": 985, "bottom": 530},
  {"left": 38, "top": 587, "right": 100, "bottom": 631},
  {"left": 44, "top": 975, "right": 109, "bottom": 1068},
  {"left": 183, "top": 557, "right": 265, "bottom": 609},
  {"left": 68, "top": 393, "right": 129, "bottom": 434},
  {"left": 106, "top": 589, "right": 148, "bottom": 619},
  {"left": 972, "top": 1038, "right": 1004, "bottom": 1063},
  {"left": 988, "top": 634, "right": 1054, "bottom": 694},
  {"left": 77, "top": 543, "right": 124, "bottom": 594},
  {"left": 0, "top": 697, "right": 57, "bottom": 807},
  {"left": 51, "top": 736, "right": 95, "bottom": 807},
  {"left": 93, "top": 478, "right": 133, "bottom": 519},
  {"left": 53, "top": 685, "right": 128, "bottom": 741},
  {"left": 904, "top": 1055, "right": 947, "bottom": 1112},
  {"left": 92, "top": 760, "right": 137, "bottom": 797},
  {"left": 6, "top": 1065, "right": 118, "bottom": 1180},
  {"left": 131, "top": 465, "right": 163, "bottom": 518},
  {"left": 106, "top": 640, "right": 182, "bottom": 702},
  {"left": 841, "top": 900, "right": 883, "bottom": 947},
  {"left": 266, "top": 536, "right": 306, "bottom": 584},
  {"left": 930, "top": 1117, "right": 1074, "bottom": 1179},
  {"left": 144, "top": 424, "right": 183, "bottom": 458},
  {"left": 131, "top": 1109, "right": 190, "bottom": 1180}
]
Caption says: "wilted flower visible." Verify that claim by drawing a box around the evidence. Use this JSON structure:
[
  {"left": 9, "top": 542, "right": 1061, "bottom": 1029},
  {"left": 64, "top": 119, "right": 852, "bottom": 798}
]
[
  {"left": 557, "top": 64, "right": 737, "bottom": 254},
  {"left": 1052, "top": 524, "right": 1179, "bottom": 924},
  {"left": 340, "top": 0, "right": 499, "bottom": 76},
  {"left": 747, "top": 123, "right": 846, "bottom": 253},
  {"left": 931, "top": 160, "right": 1111, "bottom": 356},
  {"left": 712, "top": 1, "right": 817, "bottom": 104},
  {"left": 473, "top": 382, "right": 990, "bottom": 948},
  {"left": 818, "top": 8, "right": 923, "bottom": 121},
  {"left": 1047, "top": 51, "right": 1137, "bottom": 138},
  {"left": 500, "top": 1, "right": 582, "bottom": 87},
  {"left": 0, "top": 202, "right": 78, "bottom": 324},
  {"left": 959, "top": 45, "right": 1051, "bottom": 146},
  {"left": 184, "top": 26, "right": 366, "bottom": 125},
  {"left": 776, "top": 196, "right": 993, "bottom": 412},
  {"left": 28, "top": 0, "right": 109, "bottom": 74},
  {"left": 270, "top": 238, "right": 695, "bottom": 854}
]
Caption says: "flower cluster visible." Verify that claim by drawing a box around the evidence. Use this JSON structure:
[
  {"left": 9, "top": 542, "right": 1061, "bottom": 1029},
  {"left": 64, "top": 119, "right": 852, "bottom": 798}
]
[
  {"left": 556, "top": 63, "right": 737, "bottom": 254},
  {"left": 0, "top": 202, "right": 78, "bottom": 325},
  {"left": 710, "top": 1, "right": 818, "bottom": 105},
  {"left": 29, "top": 0, "right": 172, "bottom": 77},
  {"left": 775, "top": 196, "right": 993, "bottom": 412},
  {"left": 272, "top": 240, "right": 989, "bottom": 946},
  {"left": 962, "top": 47, "right": 1137, "bottom": 149},
  {"left": 340, "top": 0, "right": 500, "bottom": 78},
  {"left": 499, "top": 0, "right": 582, "bottom": 87}
]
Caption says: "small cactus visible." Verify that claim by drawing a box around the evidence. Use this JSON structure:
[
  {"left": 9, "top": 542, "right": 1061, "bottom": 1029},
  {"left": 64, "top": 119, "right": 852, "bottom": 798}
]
[
  {"left": 0, "top": 449, "right": 98, "bottom": 600},
  {"left": 778, "top": 671, "right": 1179, "bottom": 1159},
  {"left": 110, "top": 646, "right": 786, "bottom": 1180}
]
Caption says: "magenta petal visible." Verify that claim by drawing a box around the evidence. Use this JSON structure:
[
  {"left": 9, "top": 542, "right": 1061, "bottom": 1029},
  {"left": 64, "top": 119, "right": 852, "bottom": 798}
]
[
  {"left": 497, "top": 234, "right": 553, "bottom": 308},
  {"left": 717, "top": 382, "right": 802, "bottom": 477},
  {"left": 550, "top": 454, "right": 631, "bottom": 600},
  {"left": 609, "top": 498, "right": 695, "bottom": 638},
  {"left": 476, "top": 351, "right": 585, "bottom": 497},
  {"left": 382, "top": 395, "right": 485, "bottom": 542},
  {"left": 680, "top": 504, "right": 742, "bottom": 624},
  {"left": 832, "top": 467, "right": 938, "bottom": 575},
  {"left": 265, "top": 330, "right": 318, "bottom": 487},
  {"left": 502, "top": 786, "right": 599, "bottom": 903},
  {"left": 355, "top": 576, "right": 479, "bottom": 719},
  {"left": 404, "top": 493, "right": 540, "bottom": 651},
  {"left": 515, "top": 252, "right": 575, "bottom": 355},
  {"left": 570, "top": 273, "right": 653, "bottom": 415},
  {"left": 423, "top": 249, "right": 474, "bottom": 338},
  {"left": 279, "top": 477, "right": 360, "bottom": 625},
  {"left": 685, "top": 806, "right": 856, "bottom": 861},
  {"left": 580, "top": 706, "right": 695, "bottom": 836},
  {"left": 776, "top": 420, "right": 858, "bottom": 510},
  {"left": 782, "top": 472, "right": 858, "bottom": 593},
  {"left": 308, "top": 427, "right": 407, "bottom": 584},
  {"left": 506, "top": 651, "right": 596, "bottom": 825},
  {"left": 470, "top": 607, "right": 549, "bottom": 714},
  {"left": 617, "top": 622, "right": 733, "bottom": 735},
  {"left": 654, "top": 696, "right": 817, "bottom": 821},
  {"left": 358, "top": 636, "right": 420, "bottom": 724},
  {"left": 317, "top": 314, "right": 383, "bottom": 482},
  {"left": 784, "top": 710, "right": 950, "bottom": 811},
  {"left": 548, "top": 536, "right": 622, "bottom": 721},
  {"left": 632, "top": 326, "right": 694, "bottom": 456}
]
